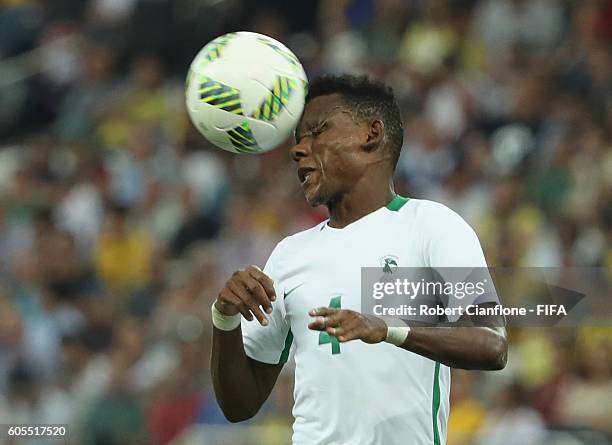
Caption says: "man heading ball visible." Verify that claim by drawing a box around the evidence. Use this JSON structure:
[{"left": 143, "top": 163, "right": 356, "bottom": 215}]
[{"left": 211, "top": 75, "right": 507, "bottom": 445}]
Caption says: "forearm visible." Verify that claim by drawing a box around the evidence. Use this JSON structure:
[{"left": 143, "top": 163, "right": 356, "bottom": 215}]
[
  {"left": 399, "top": 326, "right": 507, "bottom": 370},
  {"left": 211, "top": 327, "right": 263, "bottom": 422}
]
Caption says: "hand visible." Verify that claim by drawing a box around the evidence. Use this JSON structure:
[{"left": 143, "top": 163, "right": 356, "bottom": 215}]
[
  {"left": 308, "top": 308, "right": 387, "bottom": 344},
  {"left": 215, "top": 266, "right": 276, "bottom": 326}
]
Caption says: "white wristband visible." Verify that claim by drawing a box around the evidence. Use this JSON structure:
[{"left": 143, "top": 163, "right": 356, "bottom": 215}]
[
  {"left": 211, "top": 302, "right": 241, "bottom": 331},
  {"left": 380, "top": 316, "right": 411, "bottom": 346},
  {"left": 385, "top": 326, "right": 410, "bottom": 346}
]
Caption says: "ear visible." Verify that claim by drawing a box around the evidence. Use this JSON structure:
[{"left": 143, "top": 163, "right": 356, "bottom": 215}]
[{"left": 362, "top": 119, "right": 384, "bottom": 152}]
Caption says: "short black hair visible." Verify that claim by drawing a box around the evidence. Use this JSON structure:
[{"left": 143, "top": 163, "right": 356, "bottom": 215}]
[{"left": 306, "top": 74, "right": 404, "bottom": 169}]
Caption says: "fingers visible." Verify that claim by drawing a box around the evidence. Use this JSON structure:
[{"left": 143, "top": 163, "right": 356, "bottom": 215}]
[
  {"left": 326, "top": 317, "right": 361, "bottom": 339},
  {"left": 227, "top": 279, "right": 268, "bottom": 326},
  {"left": 218, "top": 288, "right": 252, "bottom": 321},
  {"left": 335, "top": 315, "right": 387, "bottom": 344},
  {"left": 248, "top": 266, "right": 276, "bottom": 302},
  {"left": 308, "top": 307, "right": 337, "bottom": 317},
  {"left": 335, "top": 326, "right": 363, "bottom": 343},
  {"left": 216, "top": 265, "right": 277, "bottom": 327},
  {"left": 307, "top": 308, "right": 344, "bottom": 331},
  {"left": 307, "top": 309, "right": 378, "bottom": 343},
  {"left": 242, "top": 273, "right": 273, "bottom": 315}
]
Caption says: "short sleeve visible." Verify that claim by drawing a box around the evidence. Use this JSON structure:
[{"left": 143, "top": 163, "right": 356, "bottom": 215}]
[
  {"left": 421, "top": 202, "right": 497, "bottom": 307},
  {"left": 422, "top": 202, "right": 487, "bottom": 268},
  {"left": 241, "top": 249, "right": 293, "bottom": 365}
]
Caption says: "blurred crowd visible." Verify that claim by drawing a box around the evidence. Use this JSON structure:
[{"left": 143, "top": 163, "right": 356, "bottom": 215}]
[{"left": 0, "top": 0, "right": 611, "bottom": 444}]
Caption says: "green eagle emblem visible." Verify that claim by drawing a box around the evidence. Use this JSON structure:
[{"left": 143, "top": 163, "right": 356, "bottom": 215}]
[{"left": 383, "top": 258, "right": 398, "bottom": 274}]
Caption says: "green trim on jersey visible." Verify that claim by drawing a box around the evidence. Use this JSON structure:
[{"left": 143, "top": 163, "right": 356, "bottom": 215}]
[
  {"left": 278, "top": 330, "right": 293, "bottom": 364},
  {"left": 386, "top": 195, "right": 410, "bottom": 211},
  {"left": 432, "top": 362, "right": 441, "bottom": 445}
]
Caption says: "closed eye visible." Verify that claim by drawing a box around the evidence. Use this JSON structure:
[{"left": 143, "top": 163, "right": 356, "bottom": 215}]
[
  {"left": 307, "top": 122, "right": 327, "bottom": 138},
  {"left": 295, "top": 121, "right": 327, "bottom": 144},
  {"left": 311, "top": 123, "right": 326, "bottom": 136}
]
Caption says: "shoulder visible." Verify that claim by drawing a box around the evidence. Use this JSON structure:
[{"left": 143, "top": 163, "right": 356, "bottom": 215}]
[
  {"left": 410, "top": 199, "right": 487, "bottom": 266},
  {"left": 398, "top": 198, "right": 467, "bottom": 224},
  {"left": 399, "top": 199, "right": 480, "bottom": 245}
]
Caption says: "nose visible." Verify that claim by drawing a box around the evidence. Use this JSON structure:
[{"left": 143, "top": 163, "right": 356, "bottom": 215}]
[{"left": 289, "top": 139, "right": 310, "bottom": 163}]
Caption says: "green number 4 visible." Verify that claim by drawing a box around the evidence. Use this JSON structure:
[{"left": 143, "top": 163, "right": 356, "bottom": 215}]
[{"left": 318, "top": 296, "right": 341, "bottom": 355}]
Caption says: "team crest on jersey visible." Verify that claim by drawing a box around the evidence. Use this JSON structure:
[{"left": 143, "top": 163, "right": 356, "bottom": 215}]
[{"left": 380, "top": 255, "right": 399, "bottom": 274}]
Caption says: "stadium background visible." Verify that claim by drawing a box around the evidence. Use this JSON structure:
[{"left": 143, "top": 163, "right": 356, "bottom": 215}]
[{"left": 0, "top": 0, "right": 611, "bottom": 444}]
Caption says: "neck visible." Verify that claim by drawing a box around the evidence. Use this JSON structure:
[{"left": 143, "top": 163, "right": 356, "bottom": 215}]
[{"left": 327, "top": 178, "right": 395, "bottom": 228}]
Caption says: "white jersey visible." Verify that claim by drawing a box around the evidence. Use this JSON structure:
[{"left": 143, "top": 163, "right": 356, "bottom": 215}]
[{"left": 241, "top": 196, "right": 489, "bottom": 445}]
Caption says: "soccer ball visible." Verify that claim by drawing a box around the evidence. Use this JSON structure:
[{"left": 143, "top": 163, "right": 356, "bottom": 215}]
[{"left": 185, "top": 32, "right": 308, "bottom": 154}]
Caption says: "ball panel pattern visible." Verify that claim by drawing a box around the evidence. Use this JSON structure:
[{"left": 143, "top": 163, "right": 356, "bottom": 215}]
[
  {"left": 226, "top": 121, "right": 261, "bottom": 153},
  {"left": 199, "top": 33, "right": 237, "bottom": 68},
  {"left": 198, "top": 76, "right": 244, "bottom": 115},
  {"left": 255, "top": 36, "right": 302, "bottom": 72},
  {"left": 251, "top": 76, "right": 298, "bottom": 122}
]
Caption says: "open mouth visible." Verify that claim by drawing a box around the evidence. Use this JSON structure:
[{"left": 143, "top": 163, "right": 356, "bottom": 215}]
[{"left": 297, "top": 167, "right": 316, "bottom": 184}]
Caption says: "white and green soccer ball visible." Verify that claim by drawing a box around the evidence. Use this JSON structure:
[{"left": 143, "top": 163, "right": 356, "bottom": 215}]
[{"left": 185, "top": 31, "right": 308, "bottom": 154}]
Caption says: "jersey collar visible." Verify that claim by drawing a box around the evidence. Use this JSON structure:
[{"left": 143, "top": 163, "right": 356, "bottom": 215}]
[{"left": 386, "top": 194, "right": 410, "bottom": 211}]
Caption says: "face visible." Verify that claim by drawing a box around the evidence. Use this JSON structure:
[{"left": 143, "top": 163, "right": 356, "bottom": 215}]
[{"left": 291, "top": 94, "right": 374, "bottom": 207}]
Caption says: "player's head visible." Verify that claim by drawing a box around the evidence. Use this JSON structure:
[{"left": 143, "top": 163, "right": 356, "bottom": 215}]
[{"left": 291, "top": 74, "right": 403, "bottom": 207}]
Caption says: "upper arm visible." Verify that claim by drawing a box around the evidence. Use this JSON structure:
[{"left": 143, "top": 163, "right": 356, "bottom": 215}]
[{"left": 248, "top": 358, "right": 285, "bottom": 406}]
